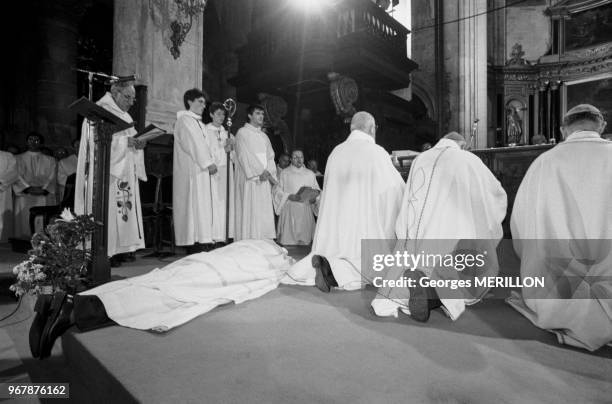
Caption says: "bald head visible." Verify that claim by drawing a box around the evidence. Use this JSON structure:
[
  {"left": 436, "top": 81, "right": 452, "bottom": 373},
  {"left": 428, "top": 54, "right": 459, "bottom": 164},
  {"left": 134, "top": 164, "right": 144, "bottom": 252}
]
[
  {"left": 561, "top": 104, "right": 606, "bottom": 137},
  {"left": 443, "top": 132, "right": 467, "bottom": 149},
  {"left": 350, "top": 111, "right": 376, "bottom": 137}
]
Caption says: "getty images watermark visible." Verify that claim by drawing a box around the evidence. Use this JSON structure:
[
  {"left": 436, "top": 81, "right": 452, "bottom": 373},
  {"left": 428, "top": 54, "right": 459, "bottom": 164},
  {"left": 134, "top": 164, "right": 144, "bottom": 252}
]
[{"left": 361, "top": 239, "right": 612, "bottom": 300}]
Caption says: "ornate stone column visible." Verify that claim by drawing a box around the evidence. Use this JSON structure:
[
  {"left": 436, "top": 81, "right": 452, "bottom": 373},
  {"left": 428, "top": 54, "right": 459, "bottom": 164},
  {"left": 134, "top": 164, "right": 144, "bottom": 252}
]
[
  {"left": 113, "top": 0, "right": 204, "bottom": 129},
  {"left": 442, "top": 0, "right": 487, "bottom": 147}
]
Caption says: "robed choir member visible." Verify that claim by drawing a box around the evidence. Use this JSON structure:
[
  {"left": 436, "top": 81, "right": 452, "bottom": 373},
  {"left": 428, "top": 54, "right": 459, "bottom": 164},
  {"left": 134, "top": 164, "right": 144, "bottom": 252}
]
[
  {"left": 204, "top": 102, "right": 235, "bottom": 243},
  {"left": 282, "top": 111, "right": 405, "bottom": 291},
  {"left": 507, "top": 104, "right": 612, "bottom": 351},
  {"left": 371, "top": 132, "right": 507, "bottom": 322},
  {"left": 0, "top": 150, "right": 18, "bottom": 242},
  {"left": 56, "top": 140, "right": 78, "bottom": 202},
  {"left": 173, "top": 89, "right": 218, "bottom": 250},
  {"left": 276, "top": 150, "right": 320, "bottom": 245},
  {"left": 75, "top": 81, "right": 147, "bottom": 262},
  {"left": 234, "top": 104, "right": 277, "bottom": 240},
  {"left": 12, "top": 133, "right": 57, "bottom": 238},
  {"left": 276, "top": 152, "right": 290, "bottom": 178}
]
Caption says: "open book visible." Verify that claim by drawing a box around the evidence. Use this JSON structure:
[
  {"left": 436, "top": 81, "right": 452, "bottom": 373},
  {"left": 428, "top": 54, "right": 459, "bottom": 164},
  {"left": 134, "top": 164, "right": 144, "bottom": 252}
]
[
  {"left": 295, "top": 186, "right": 320, "bottom": 203},
  {"left": 134, "top": 124, "right": 166, "bottom": 142}
]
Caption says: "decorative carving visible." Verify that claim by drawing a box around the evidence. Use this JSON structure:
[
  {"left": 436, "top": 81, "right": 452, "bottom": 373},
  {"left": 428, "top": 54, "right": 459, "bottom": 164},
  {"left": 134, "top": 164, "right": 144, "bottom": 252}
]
[
  {"left": 506, "top": 43, "right": 528, "bottom": 66},
  {"left": 169, "top": 0, "right": 207, "bottom": 59},
  {"left": 328, "top": 72, "right": 359, "bottom": 122}
]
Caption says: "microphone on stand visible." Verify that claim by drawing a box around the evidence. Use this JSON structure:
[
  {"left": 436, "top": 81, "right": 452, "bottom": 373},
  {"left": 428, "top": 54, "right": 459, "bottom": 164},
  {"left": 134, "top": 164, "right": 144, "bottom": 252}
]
[{"left": 469, "top": 119, "right": 479, "bottom": 150}]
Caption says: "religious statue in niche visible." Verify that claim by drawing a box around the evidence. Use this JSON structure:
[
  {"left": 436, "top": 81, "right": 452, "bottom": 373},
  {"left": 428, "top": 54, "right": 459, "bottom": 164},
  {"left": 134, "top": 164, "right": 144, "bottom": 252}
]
[
  {"left": 506, "top": 43, "right": 528, "bottom": 66},
  {"left": 506, "top": 101, "right": 525, "bottom": 146}
]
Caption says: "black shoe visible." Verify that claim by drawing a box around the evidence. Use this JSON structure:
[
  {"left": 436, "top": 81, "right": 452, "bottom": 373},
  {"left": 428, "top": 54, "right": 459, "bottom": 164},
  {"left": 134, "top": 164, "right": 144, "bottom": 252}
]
[
  {"left": 39, "top": 292, "right": 74, "bottom": 359},
  {"left": 406, "top": 269, "right": 442, "bottom": 323},
  {"left": 29, "top": 294, "right": 53, "bottom": 358},
  {"left": 312, "top": 255, "right": 337, "bottom": 293}
]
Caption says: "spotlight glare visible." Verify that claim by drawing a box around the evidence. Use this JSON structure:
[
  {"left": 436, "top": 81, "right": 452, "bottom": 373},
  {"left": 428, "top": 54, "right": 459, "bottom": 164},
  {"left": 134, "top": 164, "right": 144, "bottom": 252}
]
[{"left": 289, "top": 0, "right": 325, "bottom": 12}]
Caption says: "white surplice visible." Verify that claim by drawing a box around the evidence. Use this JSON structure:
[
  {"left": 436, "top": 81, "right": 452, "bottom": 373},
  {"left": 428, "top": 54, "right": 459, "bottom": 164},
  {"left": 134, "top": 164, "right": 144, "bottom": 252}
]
[
  {"left": 204, "top": 122, "right": 235, "bottom": 242},
  {"left": 371, "top": 138, "right": 507, "bottom": 320},
  {"left": 12, "top": 151, "right": 57, "bottom": 239},
  {"left": 75, "top": 92, "right": 147, "bottom": 256},
  {"left": 282, "top": 130, "right": 405, "bottom": 290},
  {"left": 79, "top": 240, "right": 294, "bottom": 331},
  {"left": 507, "top": 131, "right": 612, "bottom": 351},
  {"left": 172, "top": 111, "right": 216, "bottom": 246},
  {"left": 234, "top": 123, "right": 277, "bottom": 240},
  {"left": 57, "top": 154, "right": 77, "bottom": 202},
  {"left": 276, "top": 165, "right": 320, "bottom": 245},
  {"left": 0, "top": 151, "right": 18, "bottom": 242}
]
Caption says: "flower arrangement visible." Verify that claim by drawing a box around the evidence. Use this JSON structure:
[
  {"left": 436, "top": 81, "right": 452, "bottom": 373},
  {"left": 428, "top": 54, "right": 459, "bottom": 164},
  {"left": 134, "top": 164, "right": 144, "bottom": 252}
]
[{"left": 10, "top": 209, "right": 98, "bottom": 297}]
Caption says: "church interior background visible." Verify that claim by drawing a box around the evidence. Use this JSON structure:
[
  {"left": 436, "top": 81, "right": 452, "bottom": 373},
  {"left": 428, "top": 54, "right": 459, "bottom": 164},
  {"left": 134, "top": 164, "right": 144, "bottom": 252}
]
[{"left": 0, "top": 0, "right": 611, "bottom": 239}]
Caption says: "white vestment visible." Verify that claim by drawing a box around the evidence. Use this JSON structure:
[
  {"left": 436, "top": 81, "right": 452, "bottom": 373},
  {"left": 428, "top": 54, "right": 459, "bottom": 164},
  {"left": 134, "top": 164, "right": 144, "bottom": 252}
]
[
  {"left": 276, "top": 165, "right": 320, "bottom": 245},
  {"left": 204, "top": 123, "right": 235, "bottom": 241},
  {"left": 75, "top": 92, "right": 147, "bottom": 256},
  {"left": 282, "top": 130, "right": 405, "bottom": 290},
  {"left": 172, "top": 111, "right": 216, "bottom": 246},
  {"left": 371, "top": 139, "right": 507, "bottom": 320},
  {"left": 80, "top": 240, "right": 294, "bottom": 331},
  {"left": 0, "top": 151, "right": 18, "bottom": 242},
  {"left": 507, "top": 131, "right": 612, "bottom": 351},
  {"left": 57, "top": 154, "right": 77, "bottom": 202},
  {"left": 234, "top": 123, "right": 277, "bottom": 240},
  {"left": 12, "top": 151, "right": 57, "bottom": 239}
]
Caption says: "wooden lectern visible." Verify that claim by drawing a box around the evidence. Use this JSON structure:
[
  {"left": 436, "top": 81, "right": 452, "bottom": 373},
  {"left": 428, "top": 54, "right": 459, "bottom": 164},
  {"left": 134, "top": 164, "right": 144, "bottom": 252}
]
[{"left": 68, "top": 97, "right": 133, "bottom": 284}]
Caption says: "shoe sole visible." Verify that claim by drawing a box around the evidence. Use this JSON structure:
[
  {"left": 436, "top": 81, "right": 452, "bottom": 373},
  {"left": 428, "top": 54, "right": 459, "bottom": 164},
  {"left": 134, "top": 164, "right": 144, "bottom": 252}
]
[
  {"left": 407, "top": 270, "right": 431, "bottom": 322},
  {"left": 312, "top": 255, "right": 331, "bottom": 293},
  {"left": 39, "top": 292, "right": 67, "bottom": 359},
  {"left": 29, "top": 296, "right": 52, "bottom": 358}
]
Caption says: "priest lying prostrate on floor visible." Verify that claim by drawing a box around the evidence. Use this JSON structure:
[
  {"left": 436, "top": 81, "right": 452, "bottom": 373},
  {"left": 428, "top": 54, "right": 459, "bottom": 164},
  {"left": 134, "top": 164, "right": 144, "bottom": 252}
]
[
  {"left": 29, "top": 240, "right": 295, "bottom": 359},
  {"left": 507, "top": 104, "right": 612, "bottom": 351},
  {"left": 370, "top": 132, "right": 507, "bottom": 322}
]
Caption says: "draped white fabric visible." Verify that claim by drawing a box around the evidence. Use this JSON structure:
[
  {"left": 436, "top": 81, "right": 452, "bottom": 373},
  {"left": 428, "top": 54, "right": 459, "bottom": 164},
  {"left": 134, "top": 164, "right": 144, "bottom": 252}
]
[
  {"left": 204, "top": 123, "right": 235, "bottom": 241},
  {"left": 507, "top": 132, "right": 612, "bottom": 351},
  {"left": 75, "top": 92, "right": 146, "bottom": 256},
  {"left": 372, "top": 139, "right": 507, "bottom": 320},
  {"left": 282, "top": 130, "right": 405, "bottom": 290},
  {"left": 276, "top": 165, "right": 320, "bottom": 245},
  {"left": 172, "top": 111, "right": 216, "bottom": 246},
  {"left": 233, "top": 123, "right": 276, "bottom": 241},
  {"left": 80, "top": 240, "right": 295, "bottom": 331}
]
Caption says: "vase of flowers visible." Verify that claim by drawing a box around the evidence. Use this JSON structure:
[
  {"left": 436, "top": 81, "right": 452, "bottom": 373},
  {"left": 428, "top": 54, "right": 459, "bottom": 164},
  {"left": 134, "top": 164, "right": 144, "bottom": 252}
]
[{"left": 10, "top": 209, "right": 98, "bottom": 299}]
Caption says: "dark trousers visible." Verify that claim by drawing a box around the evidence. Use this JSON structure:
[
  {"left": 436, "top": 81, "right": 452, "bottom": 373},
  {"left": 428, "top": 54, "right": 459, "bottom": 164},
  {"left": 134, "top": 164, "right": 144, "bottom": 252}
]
[{"left": 73, "top": 295, "right": 116, "bottom": 332}]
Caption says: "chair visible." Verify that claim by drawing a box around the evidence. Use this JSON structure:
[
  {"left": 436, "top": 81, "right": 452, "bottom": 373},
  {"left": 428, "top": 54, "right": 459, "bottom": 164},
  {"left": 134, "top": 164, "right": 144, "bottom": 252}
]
[{"left": 141, "top": 175, "right": 175, "bottom": 257}]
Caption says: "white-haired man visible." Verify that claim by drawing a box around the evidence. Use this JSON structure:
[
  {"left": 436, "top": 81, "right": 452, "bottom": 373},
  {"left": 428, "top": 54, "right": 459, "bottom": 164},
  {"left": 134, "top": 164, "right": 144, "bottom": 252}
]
[
  {"left": 282, "top": 111, "right": 405, "bottom": 291},
  {"left": 508, "top": 104, "right": 612, "bottom": 351},
  {"left": 75, "top": 80, "right": 147, "bottom": 267}
]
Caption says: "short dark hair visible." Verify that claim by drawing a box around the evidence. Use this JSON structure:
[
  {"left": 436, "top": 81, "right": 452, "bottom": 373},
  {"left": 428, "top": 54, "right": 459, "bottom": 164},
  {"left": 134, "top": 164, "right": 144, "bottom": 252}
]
[
  {"left": 26, "top": 131, "right": 44, "bottom": 144},
  {"left": 209, "top": 101, "right": 226, "bottom": 115},
  {"left": 247, "top": 104, "right": 264, "bottom": 116},
  {"left": 562, "top": 111, "right": 604, "bottom": 128},
  {"left": 183, "top": 88, "right": 206, "bottom": 109}
]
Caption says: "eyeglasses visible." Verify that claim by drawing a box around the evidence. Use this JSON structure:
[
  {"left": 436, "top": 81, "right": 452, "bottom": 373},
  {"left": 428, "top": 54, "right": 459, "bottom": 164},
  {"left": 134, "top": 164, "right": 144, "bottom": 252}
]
[{"left": 122, "top": 93, "right": 136, "bottom": 102}]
